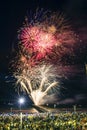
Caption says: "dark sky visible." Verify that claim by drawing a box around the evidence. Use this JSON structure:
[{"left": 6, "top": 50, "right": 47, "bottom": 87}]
[{"left": 0, "top": 0, "right": 87, "bottom": 107}]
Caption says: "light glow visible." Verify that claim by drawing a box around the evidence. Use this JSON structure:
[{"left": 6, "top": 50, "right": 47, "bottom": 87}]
[{"left": 18, "top": 97, "right": 25, "bottom": 104}]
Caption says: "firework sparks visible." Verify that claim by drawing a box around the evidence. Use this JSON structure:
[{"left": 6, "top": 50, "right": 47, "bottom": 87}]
[
  {"left": 18, "top": 10, "right": 78, "bottom": 60},
  {"left": 15, "top": 65, "right": 60, "bottom": 105},
  {"left": 12, "top": 9, "right": 80, "bottom": 106},
  {"left": 19, "top": 26, "right": 56, "bottom": 59}
]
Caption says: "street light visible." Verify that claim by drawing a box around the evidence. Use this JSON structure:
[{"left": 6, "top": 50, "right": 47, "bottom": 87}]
[
  {"left": 18, "top": 97, "right": 25, "bottom": 129},
  {"left": 18, "top": 97, "right": 25, "bottom": 111}
]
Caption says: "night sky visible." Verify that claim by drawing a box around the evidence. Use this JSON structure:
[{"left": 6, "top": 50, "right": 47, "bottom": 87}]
[{"left": 0, "top": 0, "right": 87, "bottom": 108}]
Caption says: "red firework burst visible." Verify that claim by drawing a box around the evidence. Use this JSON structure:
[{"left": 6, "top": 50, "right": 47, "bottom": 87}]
[
  {"left": 18, "top": 11, "right": 79, "bottom": 61},
  {"left": 19, "top": 26, "right": 57, "bottom": 59}
]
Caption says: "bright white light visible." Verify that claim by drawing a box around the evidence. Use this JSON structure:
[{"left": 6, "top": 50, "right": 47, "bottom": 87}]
[{"left": 18, "top": 98, "right": 25, "bottom": 104}]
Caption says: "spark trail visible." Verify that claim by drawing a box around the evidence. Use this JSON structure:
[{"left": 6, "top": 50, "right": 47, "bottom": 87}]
[
  {"left": 15, "top": 65, "right": 59, "bottom": 105},
  {"left": 12, "top": 9, "right": 79, "bottom": 106},
  {"left": 18, "top": 10, "right": 78, "bottom": 60}
]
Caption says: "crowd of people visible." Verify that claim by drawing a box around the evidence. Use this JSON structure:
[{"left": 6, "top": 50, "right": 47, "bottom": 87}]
[{"left": 0, "top": 112, "right": 87, "bottom": 130}]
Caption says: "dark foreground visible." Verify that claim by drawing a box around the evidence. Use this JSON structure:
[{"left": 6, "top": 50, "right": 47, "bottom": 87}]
[{"left": 0, "top": 111, "right": 87, "bottom": 130}]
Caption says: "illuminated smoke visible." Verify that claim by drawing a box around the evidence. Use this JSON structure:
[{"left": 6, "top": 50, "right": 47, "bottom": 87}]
[
  {"left": 12, "top": 9, "right": 79, "bottom": 105},
  {"left": 15, "top": 65, "right": 60, "bottom": 105}
]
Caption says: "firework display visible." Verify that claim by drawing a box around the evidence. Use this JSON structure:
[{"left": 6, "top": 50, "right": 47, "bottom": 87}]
[
  {"left": 15, "top": 65, "right": 60, "bottom": 105},
  {"left": 13, "top": 9, "right": 79, "bottom": 105},
  {"left": 18, "top": 10, "right": 78, "bottom": 61}
]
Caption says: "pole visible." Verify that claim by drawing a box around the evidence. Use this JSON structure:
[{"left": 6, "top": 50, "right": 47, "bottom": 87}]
[
  {"left": 20, "top": 112, "right": 23, "bottom": 129},
  {"left": 19, "top": 104, "right": 22, "bottom": 129},
  {"left": 73, "top": 105, "right": 76, "bottom": 113}
]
